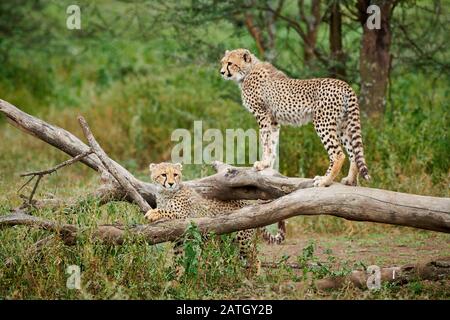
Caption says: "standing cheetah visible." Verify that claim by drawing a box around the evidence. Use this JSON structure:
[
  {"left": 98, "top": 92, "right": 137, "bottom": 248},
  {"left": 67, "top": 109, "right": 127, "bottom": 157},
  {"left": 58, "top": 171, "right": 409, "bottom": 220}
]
[
  {"left": 220, "top": 48, "right": 370, "bottom": 187},
  {"left": 144, "top": 162, "right": 284, "bottom": 273}
]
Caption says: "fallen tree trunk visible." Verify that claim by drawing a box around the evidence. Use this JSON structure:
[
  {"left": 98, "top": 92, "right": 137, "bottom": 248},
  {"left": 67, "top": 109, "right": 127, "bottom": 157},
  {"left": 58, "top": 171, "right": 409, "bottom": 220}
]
[
  {"left": 0, "top": 98, "right": 450, "bottom": 238},
  {"left": 0, "top": 99, "right": 311, "bottom": 204},
  {"left": 0, "top": 99, "right": 159, "bottom": 205},
  {"left": 1, "top": 178, "right": 449, "bottom": 246}
]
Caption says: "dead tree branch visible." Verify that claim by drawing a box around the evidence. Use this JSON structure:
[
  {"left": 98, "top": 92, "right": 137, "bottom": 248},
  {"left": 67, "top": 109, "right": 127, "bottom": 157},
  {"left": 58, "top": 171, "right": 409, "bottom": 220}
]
[
  {"left": 18, "top": 150, "right": 93, "bottom": 206},
  {"left": 0, "top": 99, "right": 158, "bottom": 206},
  {"left": 20, "top": 150, "right": 93, "bottom": 178},
  {"left": 1, "top": 182, "right": 449, "bottom": 247},
  {"left": 0, "top": 99, "right": 449, "bottom": 236},
  {"left": 77, "top": 116, "right": 151, "bottom": 213}
]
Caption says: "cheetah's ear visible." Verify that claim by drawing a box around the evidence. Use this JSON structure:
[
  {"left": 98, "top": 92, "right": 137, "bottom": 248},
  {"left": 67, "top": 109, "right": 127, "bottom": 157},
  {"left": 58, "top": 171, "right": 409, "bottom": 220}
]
[
  {"left": 225, "top": 50, "right": 230, "bottom": 55},
  {"left": 174, "top": 163, "right": 183, "bottom": 171},
  {"left": 243, "top": 50, "right": 251, "bottom": 63},
  {"left": 149, "top": 163, "right": 156, "bottom": 171}
]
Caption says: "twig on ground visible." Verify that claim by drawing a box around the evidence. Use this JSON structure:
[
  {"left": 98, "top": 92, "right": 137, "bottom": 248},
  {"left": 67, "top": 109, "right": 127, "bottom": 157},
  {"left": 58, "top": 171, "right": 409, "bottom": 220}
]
[
  {"left": 20, "top": 150, "right": 93, "bottom": 178},
  {"left": 17, "top": 150, "right": 93, "bottom": 207}
]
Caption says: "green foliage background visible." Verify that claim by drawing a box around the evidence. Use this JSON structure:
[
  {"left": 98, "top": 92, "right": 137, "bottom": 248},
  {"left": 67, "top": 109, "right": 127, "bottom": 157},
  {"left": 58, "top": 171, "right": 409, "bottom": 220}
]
[{"left": 0, "top": 1, "right": 448, "bottom": 299}]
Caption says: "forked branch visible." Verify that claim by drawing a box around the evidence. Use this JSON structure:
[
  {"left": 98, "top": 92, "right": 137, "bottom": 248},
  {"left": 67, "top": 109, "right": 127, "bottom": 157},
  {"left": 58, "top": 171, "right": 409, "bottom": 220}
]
[{"left": 18, "top": 150, "right": 93, "bottom": 206}]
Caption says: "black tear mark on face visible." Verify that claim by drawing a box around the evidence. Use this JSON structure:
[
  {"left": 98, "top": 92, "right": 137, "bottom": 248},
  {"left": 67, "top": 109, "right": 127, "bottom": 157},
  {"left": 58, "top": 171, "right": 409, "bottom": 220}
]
[{"left": 226, "top": 64, "right": 232, "bottom": 77}]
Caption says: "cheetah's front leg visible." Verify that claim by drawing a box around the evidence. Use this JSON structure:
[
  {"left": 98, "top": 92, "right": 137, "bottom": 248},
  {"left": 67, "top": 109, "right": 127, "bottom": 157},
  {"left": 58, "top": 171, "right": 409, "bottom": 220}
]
[
  {"left": 254, "top": 117, "right": 279, "bottom": 171},
  {"left": 144, "top": 208, "right": 176, "bottom": 223}
]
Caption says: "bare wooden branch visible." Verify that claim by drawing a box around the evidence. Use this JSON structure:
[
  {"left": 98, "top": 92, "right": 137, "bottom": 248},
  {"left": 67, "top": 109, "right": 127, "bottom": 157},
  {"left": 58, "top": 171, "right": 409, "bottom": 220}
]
[
  {"left": 20, "top": 150, "right": 93, "bottom": 178},
  {"left": 1, "top": 183, "right": 449, "bottom": 248},
  {"left": 18, "top": 150, "right": 93, "bottom": 207},
  {"left": 188, "top": 161, "right": 313, "bottom": 200},
  {"left": 19, "top": 182, "right": 130, "bottom": 214},
  {"left": 0, "top": 99, "right": 158, "bottom": 206},
  {"left": 0, "top": 209, "right": 77, "bottom": 244},
  {"left": 0, "top": 99, "right": 102, "bottom": 171},
  {"left": 1, "top": 99, "right": 450, "bottom": 235},
  {"left": 0, "top": 99, "right": 310, "bottom": 203},
  {"left": 244, "top": 13, "right": 266, "bottom": 58},
  {"left": 27, "top": 175, "right": 42, "bottom": 205},
  {"left": 77, "top": 116, "right": 151, "bottom": 213}
]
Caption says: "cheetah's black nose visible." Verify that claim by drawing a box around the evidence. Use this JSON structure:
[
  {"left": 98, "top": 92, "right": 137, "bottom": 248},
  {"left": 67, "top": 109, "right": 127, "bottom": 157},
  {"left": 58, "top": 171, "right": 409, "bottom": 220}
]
[{"left": 168, "top": 182, "right": 174, "bottom": 187}]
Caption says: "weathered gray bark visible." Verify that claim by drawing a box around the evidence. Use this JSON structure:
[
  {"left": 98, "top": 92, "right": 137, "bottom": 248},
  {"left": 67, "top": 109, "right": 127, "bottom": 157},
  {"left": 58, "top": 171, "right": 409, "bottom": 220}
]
[
  {"left": 3, "top": 211, "right": 447, "bottom": 289},
  {"left": 0, "top": 99, "right": 159, "bottom": 205},
  {"left": 1, "top": 180, "right": 449, "bottom": 247},
  {"left": 78, "top": 116, "right": 151, "bottom": 213},
  {"left": 1, "top": 98, "right": 450, "bottom": 238},
  {"left": 0, "top": 99, "right": 308, "bottom": 204}
]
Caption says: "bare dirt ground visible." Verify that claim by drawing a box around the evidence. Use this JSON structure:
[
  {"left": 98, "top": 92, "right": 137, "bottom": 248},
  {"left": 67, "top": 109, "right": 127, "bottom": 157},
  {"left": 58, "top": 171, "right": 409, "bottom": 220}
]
[
  {"left": 260, "top": 228, "right": 450, "bottom": 268},
  {"left": 234, "top": 223, "right": 450, "bottom": 299}
]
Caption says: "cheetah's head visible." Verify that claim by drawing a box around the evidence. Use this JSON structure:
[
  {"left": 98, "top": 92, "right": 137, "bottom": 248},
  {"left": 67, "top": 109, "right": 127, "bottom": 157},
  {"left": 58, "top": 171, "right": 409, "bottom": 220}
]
[
  {"left": 220, "top": 48, "right": 257, "bottom": 82},
  {"left": 149, "top": 162, "right": 183, "bottom": 191}
]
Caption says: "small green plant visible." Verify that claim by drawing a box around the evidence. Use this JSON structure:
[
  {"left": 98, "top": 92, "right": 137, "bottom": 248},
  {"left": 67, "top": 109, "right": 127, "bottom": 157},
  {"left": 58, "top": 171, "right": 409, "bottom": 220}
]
[
  {"left": 297, "top": 241, "right": 321, "bottom": 280},
  {"left": 408, "top": 281, "right": 424, "bottom": 295},
  {"left": 297, "top": 241, "right": 352, "bottom": 283},
  {"left": 181, "top": 222, "right": 204, "bottom": 277}
]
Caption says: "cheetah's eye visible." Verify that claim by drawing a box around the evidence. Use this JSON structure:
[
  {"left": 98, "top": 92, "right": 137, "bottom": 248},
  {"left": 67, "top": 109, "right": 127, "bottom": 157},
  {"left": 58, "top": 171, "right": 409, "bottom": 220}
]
[
  {"left": 174, "top": 174, "right": 178, "bottom": 178},
  {"left": 161, "top": 174, "right": 167, "bottom": 178},
  {"left": 227, "top": 62, "right": 232, "bottom": 66}
]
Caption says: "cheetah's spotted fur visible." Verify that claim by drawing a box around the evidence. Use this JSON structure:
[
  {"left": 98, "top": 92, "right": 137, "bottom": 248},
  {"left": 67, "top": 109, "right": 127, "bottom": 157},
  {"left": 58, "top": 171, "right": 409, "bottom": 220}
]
[
  {"left": 145, "top": 162, "right": 283, "bottom": 273},
  {"left": 220, "top": 48, "right": 370, "bottom": 187}
]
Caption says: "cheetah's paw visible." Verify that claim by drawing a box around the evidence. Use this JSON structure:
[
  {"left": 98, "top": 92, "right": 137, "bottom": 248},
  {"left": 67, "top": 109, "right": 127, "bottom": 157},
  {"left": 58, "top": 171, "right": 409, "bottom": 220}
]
[
  {"left": 253, "top": 160, "right": 270, "bottom": 171},
  {"left": 145, "top": 209, "right": 163, "bottom": 223},
  {"left": 341, "top": 177, "right": 357, "bottom": 186},
  {"left": 313, "top": 175, "right": 332, "bottom": 187}
]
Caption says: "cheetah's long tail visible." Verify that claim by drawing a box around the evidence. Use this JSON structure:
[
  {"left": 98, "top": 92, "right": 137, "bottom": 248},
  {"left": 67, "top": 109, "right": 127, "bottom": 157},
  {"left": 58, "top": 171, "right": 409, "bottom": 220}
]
[
  {"left": 346, "top": 93, "right": 371, "bottom": 181},
  {"left": 240, "top": 200, "right": 286, "bottom": 245},
  {"left": 261, "top": 221, "right": 286, "bottom": 245}
]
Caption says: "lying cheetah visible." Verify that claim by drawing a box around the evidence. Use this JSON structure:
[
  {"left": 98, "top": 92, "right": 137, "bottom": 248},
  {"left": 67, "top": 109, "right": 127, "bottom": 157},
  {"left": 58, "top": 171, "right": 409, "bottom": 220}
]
[
  {"left": 144, "top": 162, "right": 284, "bottom": 273},
  {"left": 220, "top": 48, "right": 370, "bottom": 187}
]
